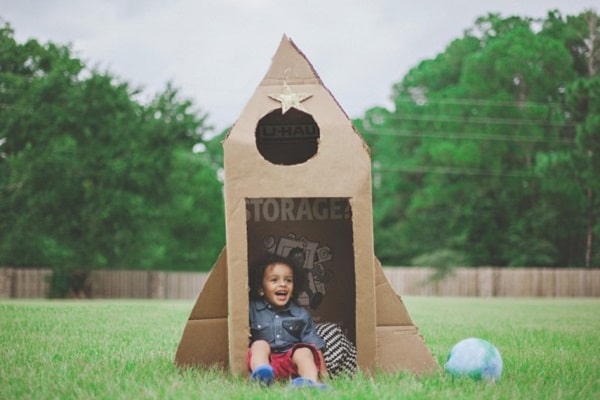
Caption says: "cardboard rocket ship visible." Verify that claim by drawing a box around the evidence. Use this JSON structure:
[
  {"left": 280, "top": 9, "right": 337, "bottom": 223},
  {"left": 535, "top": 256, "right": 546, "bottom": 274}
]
[{"left": 175, "top": 35, "right": 438, "bottom": 375}]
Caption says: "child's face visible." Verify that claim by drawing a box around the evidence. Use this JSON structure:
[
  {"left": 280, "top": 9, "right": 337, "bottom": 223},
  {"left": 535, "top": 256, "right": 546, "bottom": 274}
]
[{"left": 260, "top": 262, "right": 294, "bottom": 309}]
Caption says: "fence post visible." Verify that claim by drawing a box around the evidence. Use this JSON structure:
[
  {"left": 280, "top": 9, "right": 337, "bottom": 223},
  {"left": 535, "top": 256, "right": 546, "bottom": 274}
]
[
  {"left": 148, "top": 271, "right": 166, "bottom": 299},
  {"left": 0, "top": 268, "right": 12, "bottom": 298}
]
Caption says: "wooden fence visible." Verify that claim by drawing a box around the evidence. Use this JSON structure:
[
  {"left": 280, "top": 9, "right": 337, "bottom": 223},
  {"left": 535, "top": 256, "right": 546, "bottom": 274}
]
[{"left": 0, "top": 267, "right": 599, "bottom": 299}]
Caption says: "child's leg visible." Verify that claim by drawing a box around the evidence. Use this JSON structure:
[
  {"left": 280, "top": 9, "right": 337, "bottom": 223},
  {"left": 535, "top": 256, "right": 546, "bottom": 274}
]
[
  {"left": 249, "top": 340, "right": 271, "bottom": 370},
  {"left": 248, "top": 340, "right": 274, "bottom": 385},
  {"left": 292, "top": 347, "right": 320, "bottom": 382}
]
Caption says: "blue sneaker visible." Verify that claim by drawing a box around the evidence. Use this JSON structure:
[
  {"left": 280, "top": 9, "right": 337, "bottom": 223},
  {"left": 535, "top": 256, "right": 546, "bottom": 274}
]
[
  {"left": 289, "top": 377, "right": 328, "bottom": 390},
  {"left": 250, "top": 365, "right": 274, "bottom": 385}
]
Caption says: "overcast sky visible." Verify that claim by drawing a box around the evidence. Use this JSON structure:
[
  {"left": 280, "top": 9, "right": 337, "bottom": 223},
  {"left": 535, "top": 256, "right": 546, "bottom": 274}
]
[{"left": 1, "top": 0, "right": 596, "bottom": 134}]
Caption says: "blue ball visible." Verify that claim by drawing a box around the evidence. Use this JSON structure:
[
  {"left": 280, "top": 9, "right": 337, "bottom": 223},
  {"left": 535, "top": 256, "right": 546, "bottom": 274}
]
[{"left": 444, "top": 338, "right": 503, "bottom": 382}]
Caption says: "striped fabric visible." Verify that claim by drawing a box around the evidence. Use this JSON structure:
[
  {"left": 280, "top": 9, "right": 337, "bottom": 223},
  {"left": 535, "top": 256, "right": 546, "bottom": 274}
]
[{"left": 315, "top": 323, "right": 357, "bottom": 377}]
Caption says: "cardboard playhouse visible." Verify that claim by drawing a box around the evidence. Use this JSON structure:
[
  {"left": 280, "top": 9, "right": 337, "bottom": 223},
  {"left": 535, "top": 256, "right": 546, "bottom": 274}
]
[{"left": 175, "top": 35, "right": 438, "bottom": 376}]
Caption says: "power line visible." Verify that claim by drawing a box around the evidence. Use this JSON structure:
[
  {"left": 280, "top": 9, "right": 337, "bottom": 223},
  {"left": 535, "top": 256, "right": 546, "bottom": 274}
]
[
  {"left": 364, "top": 128, "right": 574, "bottom": 144},
  {"left": 393, "top": 97, "right": 564, "bottom": 108},
  {"left": 374, "top": 165, "right": 539, "bottom": 178},
  {"left": 385, "top": 114, "right": 573, "bottom": 127}
]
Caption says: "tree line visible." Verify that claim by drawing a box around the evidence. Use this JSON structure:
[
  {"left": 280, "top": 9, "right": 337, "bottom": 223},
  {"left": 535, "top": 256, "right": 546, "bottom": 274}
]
[
  {"left": 0, "top": 9, "right": 598, "bottom": 295},
  {"left": 356, "top": 10, "right": 599, "bottom": 268},
  {"left": 0, "top": 23, "right": 225, "bottom": 294}
]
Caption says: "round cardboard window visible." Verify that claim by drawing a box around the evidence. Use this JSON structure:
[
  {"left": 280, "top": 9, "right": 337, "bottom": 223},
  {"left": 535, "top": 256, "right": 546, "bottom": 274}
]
[{"left": 255, "top": 108, "right": 320, "bottom": 165}]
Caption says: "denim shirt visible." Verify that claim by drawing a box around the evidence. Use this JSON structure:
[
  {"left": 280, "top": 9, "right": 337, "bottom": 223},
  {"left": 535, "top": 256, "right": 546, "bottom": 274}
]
[{"left": 249, "top": 298, "right": 326, "bottom": 353}]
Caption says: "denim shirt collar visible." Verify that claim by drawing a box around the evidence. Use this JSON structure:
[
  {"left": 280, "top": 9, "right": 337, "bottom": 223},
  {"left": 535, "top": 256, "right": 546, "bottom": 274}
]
[{"left": 253, "top": 297, "right": 301, "bottom": 317}]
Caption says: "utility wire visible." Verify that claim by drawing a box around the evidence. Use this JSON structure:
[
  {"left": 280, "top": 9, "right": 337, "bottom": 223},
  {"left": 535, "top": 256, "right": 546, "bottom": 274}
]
[
  {"left": 393, "top": 97, "right": 564, "bottom": 108},
  {"left": 364, "top": 128, "right": 574, "bottom": 144},
  {"left": 385, "top": 114, "right": 573, "bottom": 127},
  {"left": 374, "top": 165, "right": 539, "bottom": 178}
]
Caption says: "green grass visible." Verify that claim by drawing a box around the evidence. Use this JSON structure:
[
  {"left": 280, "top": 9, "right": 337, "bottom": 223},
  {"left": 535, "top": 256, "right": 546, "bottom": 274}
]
[{"left": 1, "top": 297, "right": 598, "bottom": 399}]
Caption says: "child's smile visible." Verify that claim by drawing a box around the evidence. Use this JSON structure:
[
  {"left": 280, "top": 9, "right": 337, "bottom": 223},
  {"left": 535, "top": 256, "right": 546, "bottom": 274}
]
[{"left": 261, "top": 262, "right": 294, "bottom": 308}]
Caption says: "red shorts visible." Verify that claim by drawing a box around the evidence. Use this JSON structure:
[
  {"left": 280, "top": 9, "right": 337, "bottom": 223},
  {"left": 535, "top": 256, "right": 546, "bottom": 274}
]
[{"left": 247, "top": 343, "right": 323, "bottom": 379}]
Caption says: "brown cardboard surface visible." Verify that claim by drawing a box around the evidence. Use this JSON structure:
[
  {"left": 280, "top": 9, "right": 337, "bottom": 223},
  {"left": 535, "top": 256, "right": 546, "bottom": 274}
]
[
  {"left": 189, "top": 248, "right": 227, "bottom": 320},
  {"left": 174, "top": 34, "right": 437, "bottom": 376},
  {"left": 375, "top": 257, "right": 414, "bottom": 326},
  {"left": 376, "top": 326, "right": 439, "bottom": 374},
  {"left": 175, "top": 319, "right": 228, "bottom": 368},
  {"left": 174, "top": 248, "right": 228, "bottom": 367}
]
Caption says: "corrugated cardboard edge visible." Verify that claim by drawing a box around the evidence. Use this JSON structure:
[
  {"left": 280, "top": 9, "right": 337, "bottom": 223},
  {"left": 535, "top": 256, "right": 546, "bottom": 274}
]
[
  {"left": 375, "top": 257, "right": 440, "bottom": 374},
  {"left": 174, "top": 248, "right": 228, "bottom": 368}
]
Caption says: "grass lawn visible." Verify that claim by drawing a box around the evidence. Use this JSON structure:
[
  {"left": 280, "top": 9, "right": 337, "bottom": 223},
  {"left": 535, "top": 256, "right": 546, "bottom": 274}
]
[{"left": 1, "top": 297, "right": 598, "bottom": 399}]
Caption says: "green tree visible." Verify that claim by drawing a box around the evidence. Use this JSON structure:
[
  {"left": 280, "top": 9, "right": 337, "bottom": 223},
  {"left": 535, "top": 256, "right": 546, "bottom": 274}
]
[
  {"left": 360, "top": 10, "right": 599, "bottom": 268},
  {"left": 532, "top": 9, "right": 600, "bottom": 267},
  {"left": 0, "top": 23, "right": 225, "bottom": 295}
]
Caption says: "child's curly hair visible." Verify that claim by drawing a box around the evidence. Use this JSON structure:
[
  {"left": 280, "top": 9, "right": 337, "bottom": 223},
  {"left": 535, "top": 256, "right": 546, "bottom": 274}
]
[{"left": 248, "top": 251, "right": 307, "bottom": 300}]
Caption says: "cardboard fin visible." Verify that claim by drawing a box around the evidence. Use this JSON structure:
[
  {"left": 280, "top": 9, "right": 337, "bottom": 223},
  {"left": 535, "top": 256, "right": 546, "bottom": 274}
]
[
  {"left": 375, "top": 257, "right": 414, "bottom": 326},
  {"left": 374, "top": 257, "right": 439, "bottom": 374},
  {"left": 174, "top": 248, "right": 228, "bottom": 367},
  {"left": 174, "top": 318, "right": 229, "bottom": 368},
  {"left": 376, "top": 326, "right": 439, "bottom": 374},
  {"left": 189, "top": 247, "right": 228, "bottom": 320}
]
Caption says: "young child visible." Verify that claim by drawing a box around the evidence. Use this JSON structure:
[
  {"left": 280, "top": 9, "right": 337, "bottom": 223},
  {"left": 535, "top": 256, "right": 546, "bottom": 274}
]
[{"left": 247, "top": 252, "right": 327, "bottom": 388}]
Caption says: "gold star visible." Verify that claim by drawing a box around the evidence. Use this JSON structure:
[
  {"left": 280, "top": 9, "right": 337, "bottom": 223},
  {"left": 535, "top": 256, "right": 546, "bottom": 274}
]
[{"left": 268, "top": 83, "right": 313, "bottom": 114}]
